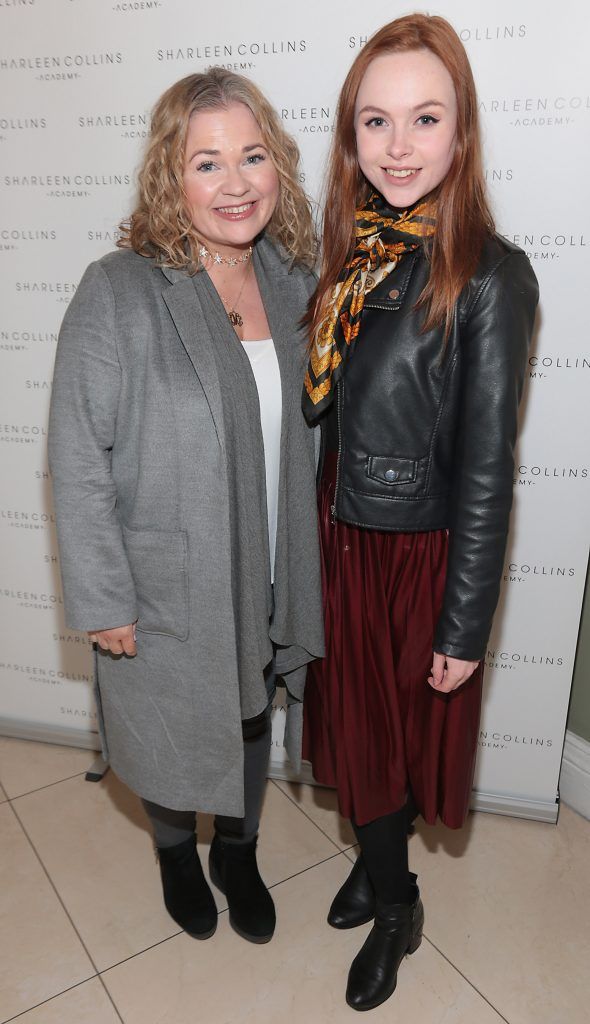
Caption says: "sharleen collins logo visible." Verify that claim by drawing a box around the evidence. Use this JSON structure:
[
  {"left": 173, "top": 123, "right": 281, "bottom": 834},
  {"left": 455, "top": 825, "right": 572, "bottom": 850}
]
[
  {"left": 0, "top": 508, "right": 55, "bottom": 529},
  {"left": 0, "top": 329, "right": 57, "bottom": 353},
  {"left": 0, "top": 661, "right": 92, "bottom": 685},
  {"left": 479, "top": 94, "right": 589, "bottom": 128},
  {"left": 0, "top": 423, "right": 47, "bottom": 444},
  {"left": 0, "top": 51, "right": 123, "bottom": 82},
  {"left": 0, "top": 116, "right": 47, "bottom": 143},
  {"left": 528, "top": 354, "right": 590, "bottom": 381},
  {"left": 458, "top": 24, "right": 526, "bottom": 42},
  {"left": 88, "top": 228, "right": 122, "bottom": 246},
  {"left": 348, "top": 25, "right": 526, "bottom": 49},
  {"left": 280, "top": 105, "right": 334, "bottom": 134},
  {"left": 53, "top": 630, "right": 92, "bottom": 647},
  {"left": 479, "top": 730, "right": 553, "bottom": 751},
  {"left": 514, "top": 464, "right": 588, "bottom": 487},
  {"left": 506, "top": 231, "right": 586, "bottom": 261},
  {"left": 156, "top": 38, "right": 306, "bottom": 72},
  {"left": 15, "top": 280, "right": 77, "bottom": 303},
  {"left": 0, "top": 587, "right": 62, "bottom": 610},
  {"left": 60, "top": 706, "right": 97, "bottom": 723},
  {"left": 77, "top": 112, "right": 150, "bottom": 139},
  {"left": 503, "top": 561, "right": 575, "bottom": 584},
  {"left": 0, "top": 229, "right": 57, "bottom": 252},
  {"left": 485, "top": 648, "right": 564, "bottom": 671},
  {"left": 4, "top": 174, "right": 131, "bottom": 199}
]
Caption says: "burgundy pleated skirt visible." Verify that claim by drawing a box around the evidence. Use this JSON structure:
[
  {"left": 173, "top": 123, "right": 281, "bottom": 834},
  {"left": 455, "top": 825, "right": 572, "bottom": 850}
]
[{"left": 303, "top": 453, "right": 483, "bottom": 829}]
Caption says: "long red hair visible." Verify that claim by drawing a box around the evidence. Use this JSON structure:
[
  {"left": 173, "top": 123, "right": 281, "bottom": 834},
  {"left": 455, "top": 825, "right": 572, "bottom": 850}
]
[{"left": 308, "top": 14, "right": 494, "bottom": 339}]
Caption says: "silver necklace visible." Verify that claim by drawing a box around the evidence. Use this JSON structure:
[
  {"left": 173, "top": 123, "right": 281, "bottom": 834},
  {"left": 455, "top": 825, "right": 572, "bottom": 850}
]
[{"left": 199, "top": 244, "right": 253, "bottom": 267}]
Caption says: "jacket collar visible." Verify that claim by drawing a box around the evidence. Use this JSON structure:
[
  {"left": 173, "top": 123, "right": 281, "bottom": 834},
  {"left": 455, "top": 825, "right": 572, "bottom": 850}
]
[{"left": 363, "top": 249, "right": 420, "bottom": 310}]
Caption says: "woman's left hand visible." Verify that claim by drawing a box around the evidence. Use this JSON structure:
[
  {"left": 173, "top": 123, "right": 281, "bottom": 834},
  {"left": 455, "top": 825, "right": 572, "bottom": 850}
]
[{"left": 428, "top": 652, "right": 479, "bottom": 693}]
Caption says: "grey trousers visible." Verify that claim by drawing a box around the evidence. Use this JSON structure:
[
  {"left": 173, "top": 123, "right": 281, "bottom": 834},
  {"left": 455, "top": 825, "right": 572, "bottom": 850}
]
[{"left": 142, "top": 705, "right": 272, "bottom": 848}]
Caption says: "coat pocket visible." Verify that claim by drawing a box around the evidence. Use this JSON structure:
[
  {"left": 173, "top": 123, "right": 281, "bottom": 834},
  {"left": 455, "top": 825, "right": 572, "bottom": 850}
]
[
  {"left": 121, "top": 526, "right": 189, "bottom": 640},
  {"left": 366, "top": 456, "right": 418, "bottom": 486}
]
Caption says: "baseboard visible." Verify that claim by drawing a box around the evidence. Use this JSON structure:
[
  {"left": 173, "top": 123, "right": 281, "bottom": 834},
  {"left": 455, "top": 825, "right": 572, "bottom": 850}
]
[
  {"left": 270, "top": 762, "right": 560, "bottom": 822},
  {"left": 0, "top": 718, "right": 101, "bottom": 751},
  {"left": 268, "top": 760, "right": 317, "bottom": 786},
  {"left": 559, "top": 730, "right": 590, "bottom": 820},
  {"left": 470, "top": 789, "right": 558, "bottom": 823}
]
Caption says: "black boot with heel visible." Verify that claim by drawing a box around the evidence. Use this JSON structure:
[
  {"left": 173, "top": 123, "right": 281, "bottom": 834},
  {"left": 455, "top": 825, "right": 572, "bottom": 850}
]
[
  {"left": 343, "top": 805, "right": 422, "bottom": 1009},
  {"left": 209, "top": 833, "right": 276, "bottom": 943},
  {"left": 346, "top": 880, "right": 424, "bottom": 1011},
  {"left": 157, "top": 835, "right": 217, "bottom": 939}
]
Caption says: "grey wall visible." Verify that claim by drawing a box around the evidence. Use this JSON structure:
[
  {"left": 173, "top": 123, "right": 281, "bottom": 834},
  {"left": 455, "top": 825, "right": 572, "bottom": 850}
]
[{"left": 567, "top": 568, "right": 590, "bottom": 742}]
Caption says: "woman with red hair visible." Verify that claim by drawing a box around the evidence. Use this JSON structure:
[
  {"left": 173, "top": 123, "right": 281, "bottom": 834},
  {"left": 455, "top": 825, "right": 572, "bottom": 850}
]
[{"left": 303, "top": 14, "right": 538, "bottom": 1011}]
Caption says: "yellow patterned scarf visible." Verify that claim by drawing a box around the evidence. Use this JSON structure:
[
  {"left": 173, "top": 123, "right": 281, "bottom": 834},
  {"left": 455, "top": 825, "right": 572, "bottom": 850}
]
[{"left": 303, "top": 191, "right": 436, "bottom": 423}]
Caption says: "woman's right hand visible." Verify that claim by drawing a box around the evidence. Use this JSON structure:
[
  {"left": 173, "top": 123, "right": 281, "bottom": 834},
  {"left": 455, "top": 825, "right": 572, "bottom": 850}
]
[{"left": 88, "top": 623, "right": 137, "bottom": 656}]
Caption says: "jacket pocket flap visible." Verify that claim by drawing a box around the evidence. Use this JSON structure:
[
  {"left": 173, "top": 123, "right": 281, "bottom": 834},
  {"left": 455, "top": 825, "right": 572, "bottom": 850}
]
[{"left": 367, "top": 456, "right": 417, "bottom": 486}]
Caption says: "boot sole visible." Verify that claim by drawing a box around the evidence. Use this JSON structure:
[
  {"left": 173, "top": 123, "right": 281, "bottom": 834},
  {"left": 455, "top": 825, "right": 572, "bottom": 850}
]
[
  {"left": 185, "top": 921, "right": 218, "bottom": 940},
  {"left": 209, "top": 861, "right": 275, "bottom": 945}
]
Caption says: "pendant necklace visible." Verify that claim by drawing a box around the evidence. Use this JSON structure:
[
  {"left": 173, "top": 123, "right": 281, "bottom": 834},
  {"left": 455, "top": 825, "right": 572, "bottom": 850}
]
[
  {"left": 221, "top": 261, "right": 251, "bottom": 330},
  {"left": 199, "top": 242, "right": 253, "bottom": 330}
]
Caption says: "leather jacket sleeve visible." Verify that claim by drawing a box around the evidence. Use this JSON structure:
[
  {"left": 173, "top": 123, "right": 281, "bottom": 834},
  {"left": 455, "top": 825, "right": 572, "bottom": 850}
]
[{"left": 433, "top": 252, "right": 539, "bottom": 662}]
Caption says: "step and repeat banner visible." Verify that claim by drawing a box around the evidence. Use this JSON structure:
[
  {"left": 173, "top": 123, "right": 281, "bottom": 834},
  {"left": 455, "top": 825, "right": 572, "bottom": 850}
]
[{"left": 1, "top": 0, "right": 588, "bottom": 820}]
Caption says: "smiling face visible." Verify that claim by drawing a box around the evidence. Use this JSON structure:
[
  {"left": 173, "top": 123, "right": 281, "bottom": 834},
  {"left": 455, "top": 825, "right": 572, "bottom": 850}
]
[
  {"left": 355, "top": 48, "right": 458, "bottom": 210},
  {"left": 182, "top": 102, "right": 280, "bottom": 255}
]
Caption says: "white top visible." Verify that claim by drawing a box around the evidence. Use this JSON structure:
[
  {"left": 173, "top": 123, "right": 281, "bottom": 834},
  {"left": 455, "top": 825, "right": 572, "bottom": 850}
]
[{"left": 241, "top": 338, "right": 282, "bottom": 582}]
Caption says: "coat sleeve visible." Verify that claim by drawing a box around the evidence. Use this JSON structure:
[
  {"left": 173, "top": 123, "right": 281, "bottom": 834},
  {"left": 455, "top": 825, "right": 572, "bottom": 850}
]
[
  {"left": 433, "top": 252, "right": 539, "bottom": 662},
  {"left": 48, "top": 260, "right": 138, "bottom": 632}
]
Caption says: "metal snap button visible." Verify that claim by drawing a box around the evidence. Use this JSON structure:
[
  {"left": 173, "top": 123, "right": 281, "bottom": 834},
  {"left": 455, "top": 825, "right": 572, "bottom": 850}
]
[
  {"left": 384, "top": 468, "right": 399, "bottom": 481},
  {"left": 388, "top": 288, "right": 400, "bottom": 299}
]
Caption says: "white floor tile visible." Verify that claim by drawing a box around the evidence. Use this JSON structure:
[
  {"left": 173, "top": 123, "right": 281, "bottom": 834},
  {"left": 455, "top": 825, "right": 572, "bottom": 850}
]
[
  {"left": 273, "top": 779, "right": 356, "bottom": 849},
  {"left": 0, "top": 736, "right": 92, "bottom": 799},
  {"left": 10, "top": 978, "right": 121, "bottom": 1024},
  {"left": 0, "top": 804, "right": 94, "bottom": 1021}
]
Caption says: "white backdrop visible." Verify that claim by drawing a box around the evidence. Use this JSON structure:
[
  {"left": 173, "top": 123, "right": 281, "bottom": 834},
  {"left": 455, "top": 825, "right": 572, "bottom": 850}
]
[{"left": 1, "top": 0, "right": 588, "bottom": 821}]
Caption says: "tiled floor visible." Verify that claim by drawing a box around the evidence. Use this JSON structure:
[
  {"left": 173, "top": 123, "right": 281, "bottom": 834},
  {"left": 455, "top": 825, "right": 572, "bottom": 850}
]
[{"left": 1, "top": 737, "right": 589, "bottom": 1024}]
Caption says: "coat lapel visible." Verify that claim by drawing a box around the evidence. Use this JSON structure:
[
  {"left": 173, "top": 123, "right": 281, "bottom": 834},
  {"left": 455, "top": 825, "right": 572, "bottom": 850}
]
[
  {"left": 252, "top": 238, "right": 303, "bottom": 441},
  {"left": 159, "top": 265, "right": 226, "bottom": 448},
  {"left": 252, "top": 239, "right": 291, "bottom": 343}
]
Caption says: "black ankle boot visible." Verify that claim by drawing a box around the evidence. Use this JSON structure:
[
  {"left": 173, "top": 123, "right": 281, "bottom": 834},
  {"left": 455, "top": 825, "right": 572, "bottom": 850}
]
[
  {"left": 157, "top": 835, "right": 217, "bottom": 939},
  {"left": 209, "top": 833, "right": 276, "bottom": 944},
  {"left": 328, "top": 856, "right": 375, "bottom": 929},
  {"left": 345, "top": 881, "right": 423, "bottom": 1011}
]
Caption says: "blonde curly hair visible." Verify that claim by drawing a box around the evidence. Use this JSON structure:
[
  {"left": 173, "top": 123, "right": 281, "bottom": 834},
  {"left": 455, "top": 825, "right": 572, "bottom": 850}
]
[{"left": 118, "top": 68, "right": 316, "bottom": 270}]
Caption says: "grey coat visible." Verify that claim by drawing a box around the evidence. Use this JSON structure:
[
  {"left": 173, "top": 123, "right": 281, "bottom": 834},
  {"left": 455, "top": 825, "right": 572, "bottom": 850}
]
[{"left": 48, "top": 237, "right": 324, "bottom": 814}]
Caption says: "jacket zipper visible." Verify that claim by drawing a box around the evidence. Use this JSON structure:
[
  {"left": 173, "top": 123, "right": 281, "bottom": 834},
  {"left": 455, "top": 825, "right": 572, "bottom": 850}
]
[{"left": 331, "top": 382, "right": 343, "bottom": 525}]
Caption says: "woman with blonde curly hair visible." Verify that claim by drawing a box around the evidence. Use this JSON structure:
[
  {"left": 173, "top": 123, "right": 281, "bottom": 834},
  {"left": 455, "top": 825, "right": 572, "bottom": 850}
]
[{"left": 48, "top": 68, "right": 324, "bottom": 946}]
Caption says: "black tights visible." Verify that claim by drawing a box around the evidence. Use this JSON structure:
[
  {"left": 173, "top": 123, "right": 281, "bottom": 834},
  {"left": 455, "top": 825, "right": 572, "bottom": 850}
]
[{"left": 352, "top": 804, "right": 411, "bottom": 905}]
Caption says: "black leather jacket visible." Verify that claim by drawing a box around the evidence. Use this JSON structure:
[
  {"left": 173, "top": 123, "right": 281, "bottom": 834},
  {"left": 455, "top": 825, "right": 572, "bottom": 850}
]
[{"left": 325, "top": 234, "right": 539, "bottom": 662}]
